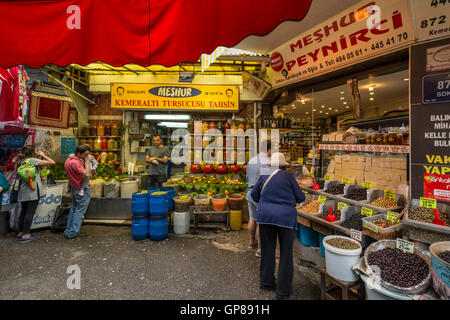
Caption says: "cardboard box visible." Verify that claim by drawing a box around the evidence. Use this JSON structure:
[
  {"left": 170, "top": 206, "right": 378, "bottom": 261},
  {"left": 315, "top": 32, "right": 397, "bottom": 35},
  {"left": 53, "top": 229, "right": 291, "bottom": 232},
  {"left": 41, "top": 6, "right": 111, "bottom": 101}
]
[{"left": 334, "top": 155, "right": 342, "bottom": 163}]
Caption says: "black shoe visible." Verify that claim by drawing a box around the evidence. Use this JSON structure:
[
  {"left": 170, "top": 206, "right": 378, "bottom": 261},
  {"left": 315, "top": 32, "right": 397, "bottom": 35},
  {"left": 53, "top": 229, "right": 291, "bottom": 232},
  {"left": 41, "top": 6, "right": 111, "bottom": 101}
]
[
  {"left": 276, "top": 294, "right": 290, "bottom": 300},
  {"left": 260, "top": 284, "right": 276, "bottom": 291}
]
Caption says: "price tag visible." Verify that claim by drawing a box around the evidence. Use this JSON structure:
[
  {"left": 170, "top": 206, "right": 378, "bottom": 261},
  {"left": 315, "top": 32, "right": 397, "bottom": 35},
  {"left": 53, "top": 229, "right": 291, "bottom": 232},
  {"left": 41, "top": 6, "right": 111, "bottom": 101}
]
[
  {"left": 350, "top": 229, "right": 362, "bottom": 242},
  {"left": 361, "top": 207, "right": 374, "bottom": 217},
  {"left": 324, "top": 174, "right": 331, "bottom": 181},
  {"left": 396, "top": 238, "right": 414, "bottom": 254},
  {"left": 420, "top": 197, "right": 437, "bottom": 209},
  {"left": 308, "top": 172, "right": 315, "bottom": 178},
  {"left": 298, "top": 157, "right": 304, "bottom": 164},
  {"left": 384, "top": 190, "right": 396, "bottom": 199},
  {"left": 386, "top": 211, "right": 400, "bottom": 223},
  {"left": 304, "top": 191, "right": 308, "bottom": 194},
  {"left": 342, "top": 178, "right": 350, "bottom": 184},
  {"left": 338, "top": 202, "right": 349, "bottom": 210},
  {"left": 363, "top": 181, "right": 372, "bottom": 189},
  {"left": 318, "top": 195, "right": 327, "bottom": 203},
  {"left": 364, "top": 221, "right": 379, "bottom": 233}
]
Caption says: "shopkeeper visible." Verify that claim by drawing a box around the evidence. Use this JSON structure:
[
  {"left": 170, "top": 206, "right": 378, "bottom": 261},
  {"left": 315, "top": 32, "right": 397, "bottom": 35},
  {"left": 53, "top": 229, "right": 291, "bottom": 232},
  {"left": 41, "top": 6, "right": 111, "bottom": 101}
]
[{"left": 146, "top": 135, "right": 171, "bottom": 188}]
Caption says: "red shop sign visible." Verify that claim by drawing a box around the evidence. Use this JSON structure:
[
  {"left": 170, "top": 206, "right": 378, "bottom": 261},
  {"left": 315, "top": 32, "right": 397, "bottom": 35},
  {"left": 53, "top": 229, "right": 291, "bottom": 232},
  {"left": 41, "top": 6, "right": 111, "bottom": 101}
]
[{"left": 424, "top": 173, "right": 450, "bottom": 202}]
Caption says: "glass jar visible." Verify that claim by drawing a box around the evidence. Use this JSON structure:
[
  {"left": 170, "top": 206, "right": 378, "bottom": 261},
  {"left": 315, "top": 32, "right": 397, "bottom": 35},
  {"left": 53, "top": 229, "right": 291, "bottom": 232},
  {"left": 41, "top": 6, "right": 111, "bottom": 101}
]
[
  {"left": 107, "top": 152, "right": 114, "bottom": 161},
  {"left": 82, "top": 124, "right": 89, "bottom": 136},
  {"left": 93, "top": 151, "right": 100, "bottom": 161},
  {"left": 388, "top": 133, "right": 397, "bottom": 145},
  {"left": 365, "top": 133, "right": 372, "bottom": 145},
  {"left": 396, "top": 134, "right": 404, "bottom": 145},
  {"left": 209, "top": 122, "right": 216, "bottom": 130},
  {"left": 374, "top": 133, "right": 383, "bottom": 145},
  {"left": 89, "top": 123, "right": 97, "bottom": 136},
  {"left": 382, "top": 133, "right": 389, "bottom": 145},
  {"left": 79, "top": 138, "right": 87, "bottom": 146},
  {"left": 402, "top": 132, "right": 409, "bottom": 145},
  {"left": 104, "top": 124, "right": 112, "bottom": 136},
  {"left": 216, "top": 122, "right": 223, "bottom": 133},
  {"left": 97, "top": 123, "right": 105, "bottom": 136},
  {"left": 100, "top": 151, "right": 108, "bottom": 163},
  {"left": 223, "top": 121, "right": 231, "bottom": 133},
  {"left": 94, "top": 138, "right": 102, "bottom": 150},
  {"left": 111, "top": 124, "right": 119, "bottom": 136},
  {"left": 114, "top": 153, "right": 118, "bottom": 162},
  {"left": 101, "top": 137, "right": 108, "bottom": 149},
  {"left": 108, "top": 139, "right": 116, "bottom": 149},
  {"left": 86, "top": 138, "right": 94, "bottom": 150}
]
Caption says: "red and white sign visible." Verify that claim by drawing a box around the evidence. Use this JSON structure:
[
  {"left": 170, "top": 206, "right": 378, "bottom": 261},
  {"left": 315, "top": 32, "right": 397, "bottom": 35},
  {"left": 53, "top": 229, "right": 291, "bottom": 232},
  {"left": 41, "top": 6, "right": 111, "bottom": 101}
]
[
  {"left": 269, "top": 0, "right": 415, "bottom": 88},
  {"left": 424, "top": 173, "right": 450, "bottom": 202}
]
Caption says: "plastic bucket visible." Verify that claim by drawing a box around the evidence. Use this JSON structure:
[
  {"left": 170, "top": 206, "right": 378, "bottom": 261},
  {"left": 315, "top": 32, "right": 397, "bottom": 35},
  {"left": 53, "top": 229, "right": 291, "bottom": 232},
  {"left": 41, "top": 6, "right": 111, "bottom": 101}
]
[
  {"left": 228, "top": 194, "right": 243, "bottom": 210},
  {"left": 360, "top": 274, "right": 411, "bottom": 300},
  {"left": 174, "top": 196, "right": 191, "bottom": 212},
  {"left": 299, "top": 224, "right": 319, "bottom": 247},
  {"left": 131, "top": 192, "right": 149, "bottom": 217},
  {"left": 149, "top": 215, "right": 168, "bottom": 241},
  {"left": 131, "top": 216, "right": 149, "bottom": 241},
  {"left": 149, "top": 191, "right": 168, "bottom": 217},
  {"left": 323, "top": 235, "right": 362, "bottom": 282},
  {"left": 318, "top": 233, "right": 326, "bottom": 256},
  {"left": 160, "top": 187, "right": 175, "bottom": 211},
  {"left": 121, "top": 179, "right": 140, "bottom": 199},
  {"left": 429, "top": 241, "right": 450, "bottom": 300},
  {"left": 229, "top": 210, "right": 242, "bottom": 231},
  {"left": 173, "top": 211, "right": 190, "bottom": 235}
]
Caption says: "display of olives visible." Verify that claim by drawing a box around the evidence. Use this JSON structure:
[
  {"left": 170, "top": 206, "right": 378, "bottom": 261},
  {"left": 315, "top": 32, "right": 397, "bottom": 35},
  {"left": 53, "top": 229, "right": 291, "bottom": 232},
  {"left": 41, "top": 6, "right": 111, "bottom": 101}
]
[
  {"left": 408, "top": 206, "right": 449, "bottom": 225},
  {"left": 369, "top": 196, "right": 398, "bottom": 208},
  {"left": 341, "top": 212, "right": 364, "bottom": 231},
  {"left": 327, "top": 183, "right": 345, "bottom": 195},
  {"left": 368, "top": 247, "right": 429, "bottom": 288},
  {"left": 345, "top": 187, "right": 368, "bottom": 201},
  {"left": 438, "top": 250, "right": 450, "bottom": 264}
]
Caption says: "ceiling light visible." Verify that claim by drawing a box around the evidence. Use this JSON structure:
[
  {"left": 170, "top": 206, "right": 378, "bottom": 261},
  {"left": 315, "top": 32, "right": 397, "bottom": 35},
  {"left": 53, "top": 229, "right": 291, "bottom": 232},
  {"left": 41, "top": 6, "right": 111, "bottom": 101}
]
[
  {"left": 145, "top": 114, "right": 191, "bottom": 120},
  {"left": 403, "top": 78, "right": 409, "bottom": 81},
  {"left": 340, "top": 91, "right": 344, "bottom": 94},
  {"left": 340, "top": 97, "right": 345, "bottom": 100},
  {"left": 369, "top": 86, "right": 374, "bottom": 91},
  {"left": 313, "top": 109, "right": 317, "bottom": 112},
  {"left": 319, "top": 111, "right": 323, "bottom": 113},
  {"left": 343, "top": 102, "right": 347, "bottom": 105},
  {"left": 326, "top": 112, "right": 329, "bottom": 115},
  {"left": 157, "top": 122, "right": 188, "bottom": 128},
  {"left": 321, "top": 105, "right": 325, "bottom": 108},
  {"left": 291, "top": 104, "right": 295, "bottom": 107},
  {"left": 370, "top": 97, "right": 374, "bottom": 101},
  {"left": 305, "top": 112, "right": 309, "bottom": 115},
  {"left": 345, "top": 106, "right": 350, "bottom": 109},
  {"left": 293, "top": 107, "right": 296, "bottom": 109},
  {"left": 335, "top": 109, "right": 338, "bottom": 112},
  {"left": 370, "top": 92, "right": 374, "bottom": 95},
  {"left": 328, "top": 107, "right": 332, "bottom": 110}
]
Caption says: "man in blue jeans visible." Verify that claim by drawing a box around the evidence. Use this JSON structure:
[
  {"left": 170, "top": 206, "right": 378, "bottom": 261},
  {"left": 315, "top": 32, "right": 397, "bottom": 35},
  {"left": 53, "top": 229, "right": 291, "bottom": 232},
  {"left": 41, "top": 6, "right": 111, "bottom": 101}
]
[{"left": 64, "top": 145, "right": 92, "bottom": 239}]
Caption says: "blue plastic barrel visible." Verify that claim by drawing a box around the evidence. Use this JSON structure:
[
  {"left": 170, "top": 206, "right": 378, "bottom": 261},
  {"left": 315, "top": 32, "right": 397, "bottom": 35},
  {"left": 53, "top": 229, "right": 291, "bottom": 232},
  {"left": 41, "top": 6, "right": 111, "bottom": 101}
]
[
  {"left": 149, "top": 191, "right": 168, "bottom": 217},
  {"left": 160, "top": 187, "right": 175, "bottom": 211},
  {"left": 318, "top": 233, "right": 326, "bottom": 256},
  {"left": 145, "top": 187, "right": 159, "bottom": 194},
  {"left": 131, "top": 216, "right": 149, "bottom": 241},
  {"left": 149, "top": 215, "right": 168, "bottom": 241},
  {"left": 294, "top": 227, "right": 299, "bottom": 239},
  {"left": 132, "top": 192, "right": 149, "bottom": 217},
  {"left": 299, "top": 224, "right": 320, "bottom": 247}
]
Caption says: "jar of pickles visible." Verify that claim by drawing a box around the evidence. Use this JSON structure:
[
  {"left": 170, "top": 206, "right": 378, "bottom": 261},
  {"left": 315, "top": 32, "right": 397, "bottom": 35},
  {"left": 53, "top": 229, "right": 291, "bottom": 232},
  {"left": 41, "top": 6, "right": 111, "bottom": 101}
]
[
  {"left": 101, "top": 137, "right": 108, "bottom": 149},
  {"left": 104, "top": 124, "right": 112, "bottom": 136},
  {"left": 111, "top": 123, "right": 119, "bottom": 136},
  {"left": 82, "top": 124, "right": 90, "bottom": 136},
  {"left": 86, "top": 138, "right": 94, "bottom": 150},
  {"left": 107, "top": 152, "right": 114, "bottom": 161},
  {"left": 374, "top": 133, "right": 383, "bottom": 145},
  {"left": 100, "top": 151, "right": 108, "bottom": 163},
  {"left": 89, "top": 123, "right": 97, "bottom": 136},
  {"left": 79, "top": 138, "right": 87, "bottom": 146},
  {"left": 94, "top": 138, "right": 102, "bottom": 150},
  {"left": 97, "top": 123, "right": 105, "bottom": 136},
  {"left": 108, "top": 139, "right": 117, "bottom": 149}
]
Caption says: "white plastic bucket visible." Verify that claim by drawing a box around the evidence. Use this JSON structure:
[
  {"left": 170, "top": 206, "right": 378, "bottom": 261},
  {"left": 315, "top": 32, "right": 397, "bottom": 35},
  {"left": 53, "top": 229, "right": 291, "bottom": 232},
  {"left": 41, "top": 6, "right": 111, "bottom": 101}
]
[
  {"left": 360, "top": 274, "right": 412, "bottom": 300},
  {"left": 323, "top": 235, "right": 362, "bottom": 282},
  {"left": 120, "top": 179, "right": 139, "bottom": 199},
  {"left": 173, "top": 211, "right": 190, "bottom": 234}
]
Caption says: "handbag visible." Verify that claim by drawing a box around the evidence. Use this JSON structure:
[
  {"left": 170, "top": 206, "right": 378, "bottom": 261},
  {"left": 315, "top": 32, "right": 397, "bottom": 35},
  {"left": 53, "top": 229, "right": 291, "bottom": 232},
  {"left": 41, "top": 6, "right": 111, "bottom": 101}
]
[{"left": 261, "top": 169, "right": 280, "bottom": 194}]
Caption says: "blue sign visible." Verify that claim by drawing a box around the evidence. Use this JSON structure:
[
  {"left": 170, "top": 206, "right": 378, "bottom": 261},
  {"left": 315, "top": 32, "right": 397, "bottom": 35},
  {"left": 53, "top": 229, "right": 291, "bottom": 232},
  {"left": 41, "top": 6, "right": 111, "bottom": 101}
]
[
  {"left": 423, "top": 73, "right": 450, "bottom": 104},
  {"left": 61, "top": 137, "right": 76, "bottom": 156}
]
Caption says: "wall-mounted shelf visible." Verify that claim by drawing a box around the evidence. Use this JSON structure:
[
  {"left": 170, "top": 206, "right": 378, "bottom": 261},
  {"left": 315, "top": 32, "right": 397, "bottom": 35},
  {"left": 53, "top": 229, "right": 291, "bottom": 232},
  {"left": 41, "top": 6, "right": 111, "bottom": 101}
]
[{"left": 319, "top": 144, "right": 410, "bottom": 154}]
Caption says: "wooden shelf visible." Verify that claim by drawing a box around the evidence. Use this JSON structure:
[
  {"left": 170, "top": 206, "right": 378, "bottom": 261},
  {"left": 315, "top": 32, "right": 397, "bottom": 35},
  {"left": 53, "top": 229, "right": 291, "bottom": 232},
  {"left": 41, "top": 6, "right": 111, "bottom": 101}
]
[
  {"left": 78, "top": 136, "right": 121, "bottom": 138},
  {"left": 319, "top": 144, "right": 409, "bottom": 154},
  {"left": 93, "top": 149, "right": 121, "bottom": 152}
]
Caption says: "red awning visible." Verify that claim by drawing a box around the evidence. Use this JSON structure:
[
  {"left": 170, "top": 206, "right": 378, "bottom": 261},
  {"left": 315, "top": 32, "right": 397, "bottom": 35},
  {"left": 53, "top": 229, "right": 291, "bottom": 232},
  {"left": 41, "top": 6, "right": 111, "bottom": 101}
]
[{"left": 0, "top": 0, "right": 311, "bottom": 68}]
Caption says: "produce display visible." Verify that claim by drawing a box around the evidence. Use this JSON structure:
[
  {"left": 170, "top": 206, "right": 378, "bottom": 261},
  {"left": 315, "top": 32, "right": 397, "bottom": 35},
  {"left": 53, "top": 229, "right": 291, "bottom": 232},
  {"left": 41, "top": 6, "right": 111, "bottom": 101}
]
[
  {"left": 326, "top": 183, "right": 345, "bottom": 195},
  {"left": 369, "top": 196, "right": 398, "bottom": 208},
  {"left": 315, "top": 178, "right": 325, "bottom": 189},
  {"left": 49, "top": 161, "right": 67, "bottom": 180},
  {"left": 408, "top": 206, "right": 449, "bottom": 225},
  {"left": 371, "top": 218, "right": 396, "bottom": 228},
  {"left": 438, "top": 251, "right": 450, "bottom": 264},
  {"left": 326, "top": 238, "right": 359, "bottom": 250},
  {"left": 341, "top": 212, "right": 364, "bottom": 230},
  {"left": 178, "top": 175, "right": 246, "bottom": 195},
  {"left": 363, "top": 216, "right": 402, "bottom": 240},
  {"left": 174, "top": 195, "right": 191, "bottom": 212},
  {"left": 367, "top": 248, "right": 429, "bottom": 288},
  {"left": 299, "top": 200, "right": 321, "bottom": 214},
  {"left": 345, "top": 187, "right": 368, "bottom": 201}
]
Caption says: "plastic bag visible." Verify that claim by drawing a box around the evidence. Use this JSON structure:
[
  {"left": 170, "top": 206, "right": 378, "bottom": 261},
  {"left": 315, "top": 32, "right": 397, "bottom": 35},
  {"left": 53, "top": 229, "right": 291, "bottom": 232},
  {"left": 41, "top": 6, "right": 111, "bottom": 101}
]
[
  {"left": 363, "top": 240, "right": 432, "bottom": 295},
  {"left": 103, "top": 180, "right": 120, "bottom": 198},
  {"left": 90, "top": 179, "right": 104, "bottom": 198}
]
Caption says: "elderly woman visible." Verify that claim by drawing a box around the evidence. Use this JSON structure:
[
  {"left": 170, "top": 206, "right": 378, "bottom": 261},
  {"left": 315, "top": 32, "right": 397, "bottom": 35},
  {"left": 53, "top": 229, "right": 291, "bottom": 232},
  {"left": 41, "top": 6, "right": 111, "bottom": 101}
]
[{"left": 250, "top": 152, "right": 311, "bottom": 300}]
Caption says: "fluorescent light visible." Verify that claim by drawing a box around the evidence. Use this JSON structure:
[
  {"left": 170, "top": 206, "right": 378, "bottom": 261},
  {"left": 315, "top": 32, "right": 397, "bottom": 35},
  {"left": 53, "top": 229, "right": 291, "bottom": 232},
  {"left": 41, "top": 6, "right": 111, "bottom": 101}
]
[
  {"left": 340, "top": 91, "right": 344, "bottom": 94},
  {"left": 157, "top": 122, "right": 188, "bottom": 128},
  {"left": 403, "top": 78, "right": 409, "bottom": 81},
  {"left": 321, "top": 105, "right": 325, "bottom": 108},
  {"left": 145, "top": 114, "right": 191, "bottom": 120},
  {"left": 328, "top": 107, "right": 332, "bottom": 110},
  {"left": 369, "top": 86, "right": 374, "bottom": 91},
  {"left": 340, "top": 97, "right": 345, "bottom": 100},
  {"left": 343, "top": 102, "right": 347, "bottom": 105},
  {"left": 370, "top": 98, "right": 374, "bottom": 101},
  {"left": 370, "top": 92, "right": 374, "bottom": 95}
]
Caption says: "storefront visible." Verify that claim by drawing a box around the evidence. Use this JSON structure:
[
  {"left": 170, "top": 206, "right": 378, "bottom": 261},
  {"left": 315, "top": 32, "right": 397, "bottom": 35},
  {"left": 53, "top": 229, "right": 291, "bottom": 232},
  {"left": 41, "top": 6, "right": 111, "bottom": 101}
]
[{"left": 261, "top": 0, "right": 450, "bottom": 300}]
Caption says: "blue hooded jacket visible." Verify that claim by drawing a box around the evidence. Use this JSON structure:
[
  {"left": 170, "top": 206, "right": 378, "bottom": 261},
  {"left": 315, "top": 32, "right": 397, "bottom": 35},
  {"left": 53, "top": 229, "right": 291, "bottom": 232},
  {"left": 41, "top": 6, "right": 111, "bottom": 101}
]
[
  {"left": 0, "top": 172, "right": 11, "bottom": 213},
  {"left": 250, "top": 169, "right": 306, "bottom": 229}
]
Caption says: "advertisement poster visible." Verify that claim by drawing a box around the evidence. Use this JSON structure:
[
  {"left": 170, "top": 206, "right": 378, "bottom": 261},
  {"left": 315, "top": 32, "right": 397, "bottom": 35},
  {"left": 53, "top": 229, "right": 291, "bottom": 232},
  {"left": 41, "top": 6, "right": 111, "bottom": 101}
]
[
  {"left": 61, "top": 137, "right": 76, "bottom": 156},
  {"left": 426, "top": 44, "right": 450, "bottom": 73},
  {"left": 111, "top": 83, "right": 239, "bottom": 111},
  {"left": 31, "top": 184, "right": 63, "bottom": 230},
  {"left": 411, "top": 38, "right": 450, "bottom": 201},
  {"left": 424, "top": 173, "right": 450, "bottom": 202},
  {"left": 268, "top": 0, "right": 415, "bottom": 88}
]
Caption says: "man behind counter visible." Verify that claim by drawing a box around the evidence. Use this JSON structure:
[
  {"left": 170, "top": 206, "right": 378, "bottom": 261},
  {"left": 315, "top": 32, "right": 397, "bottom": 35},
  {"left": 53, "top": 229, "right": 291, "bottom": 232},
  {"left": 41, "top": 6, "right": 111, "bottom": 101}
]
[{"left": 146, "top": 135, "right": 170, "bottom": 188}]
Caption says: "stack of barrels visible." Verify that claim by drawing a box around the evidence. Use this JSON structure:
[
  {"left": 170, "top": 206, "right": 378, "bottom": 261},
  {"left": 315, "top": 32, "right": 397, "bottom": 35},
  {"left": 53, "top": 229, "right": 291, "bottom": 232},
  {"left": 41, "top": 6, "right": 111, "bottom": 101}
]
[{"left": 131, "top": 189, "right": 169, "bottom": 241}]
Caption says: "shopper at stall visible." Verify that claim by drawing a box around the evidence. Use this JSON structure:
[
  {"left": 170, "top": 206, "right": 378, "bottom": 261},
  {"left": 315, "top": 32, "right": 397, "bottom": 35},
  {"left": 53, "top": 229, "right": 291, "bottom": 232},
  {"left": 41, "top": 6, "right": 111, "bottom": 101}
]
[
  {"left": 250, "top": 153, "right": 309, "bottom": 300},
  {"left": 0, "top": 170, "right": 11, "bottom": 215},
  {"left": 246, "top": 139, "right": 272, "bottom": 257},
  {"left": 64, "top": 144, "right": 92, "bottom": 239},
  {"left": 146, "top": 135, "right": 170, "bottom": 188},
  {"left": 15, "top": 145, "right": 55, "bottom": 243}
]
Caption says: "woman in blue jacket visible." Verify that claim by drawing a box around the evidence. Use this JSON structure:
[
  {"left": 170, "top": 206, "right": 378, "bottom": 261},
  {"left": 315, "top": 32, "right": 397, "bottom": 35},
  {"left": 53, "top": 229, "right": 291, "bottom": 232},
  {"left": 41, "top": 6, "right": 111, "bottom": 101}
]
[{"left": 250, "top": 153, "right": 311, "bottom": 300}]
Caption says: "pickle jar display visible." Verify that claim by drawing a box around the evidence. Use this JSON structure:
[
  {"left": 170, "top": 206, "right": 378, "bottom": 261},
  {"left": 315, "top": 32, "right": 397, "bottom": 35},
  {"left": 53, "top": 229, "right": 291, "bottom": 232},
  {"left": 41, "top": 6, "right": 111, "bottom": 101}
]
[
  {"left": 89, "top": 123, "right": 97, "bottom": 136},
  {"left": 97, "top": 122, "right": 105, "bottom": 136},
  {"left": 104, "top": 124, "right": 112, "bottom": 136},
  {"left": 111, "top": 123, "right": 119, "bottom": 136}
]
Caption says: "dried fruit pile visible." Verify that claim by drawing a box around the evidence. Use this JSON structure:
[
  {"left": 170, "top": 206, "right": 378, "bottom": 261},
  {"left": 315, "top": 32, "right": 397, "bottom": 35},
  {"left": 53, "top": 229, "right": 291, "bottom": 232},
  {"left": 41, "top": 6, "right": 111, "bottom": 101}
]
[
  {"left": 300, "top": 200, "right": 321, "bottom": 214},
  {"left": 368, "top": 248, "right": 429, "bottom": 288},
  {"left": 408, "top": 207, "right": 449, "bottom": 225},
  {"left": 372, "top": 218, "right": 396, "bottom": 228}
]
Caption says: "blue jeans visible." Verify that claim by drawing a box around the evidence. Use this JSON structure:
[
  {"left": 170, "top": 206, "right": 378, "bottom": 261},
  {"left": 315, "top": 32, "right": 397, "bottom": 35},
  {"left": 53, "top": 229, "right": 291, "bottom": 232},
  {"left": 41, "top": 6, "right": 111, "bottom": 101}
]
[{"left": 64, "top": 187, "right": 91, "bottom": 238}]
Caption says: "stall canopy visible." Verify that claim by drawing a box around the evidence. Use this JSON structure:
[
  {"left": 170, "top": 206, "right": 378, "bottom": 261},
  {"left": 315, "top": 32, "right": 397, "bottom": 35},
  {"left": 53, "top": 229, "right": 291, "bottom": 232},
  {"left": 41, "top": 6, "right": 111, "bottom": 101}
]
[{"left": 0, "top": 0, "right": 312, "bottom": 68}]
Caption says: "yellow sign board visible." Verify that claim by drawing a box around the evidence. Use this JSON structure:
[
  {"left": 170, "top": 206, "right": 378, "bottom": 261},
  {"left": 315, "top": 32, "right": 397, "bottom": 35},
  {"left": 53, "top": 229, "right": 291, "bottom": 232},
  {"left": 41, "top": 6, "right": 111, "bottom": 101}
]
[{"left": 110, "top": 83, "right": 239, "bottom": 111}]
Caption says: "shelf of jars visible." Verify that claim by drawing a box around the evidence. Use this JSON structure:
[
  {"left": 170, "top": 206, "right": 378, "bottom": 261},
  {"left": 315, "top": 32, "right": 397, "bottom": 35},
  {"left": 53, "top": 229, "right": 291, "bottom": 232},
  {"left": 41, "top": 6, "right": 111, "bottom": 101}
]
[{"left": 319, "top": 144, "right": 410, "bottom": 154}]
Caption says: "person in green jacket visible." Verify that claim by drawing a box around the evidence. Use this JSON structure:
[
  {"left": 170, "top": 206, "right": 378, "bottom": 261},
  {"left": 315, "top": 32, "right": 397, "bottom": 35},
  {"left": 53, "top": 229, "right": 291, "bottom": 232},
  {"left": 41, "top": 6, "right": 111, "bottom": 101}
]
[{"left": 0, "top": 171, "right": 11, "bottom": 214}]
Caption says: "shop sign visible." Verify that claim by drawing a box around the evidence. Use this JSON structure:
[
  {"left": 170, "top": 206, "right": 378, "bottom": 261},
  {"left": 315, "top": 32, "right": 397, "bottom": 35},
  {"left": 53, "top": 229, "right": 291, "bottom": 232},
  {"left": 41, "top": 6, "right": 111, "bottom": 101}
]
[
  {"left": 411, "top": 38, "right": 450, "bottom": 201},
  {"left": 31, "top": 185, "right": 63, "bottom": 230},
  {"left": 268, "top": 0, "right": 415, "bottom": 88},
  {"left": 411, "top": 0, "right": 450, "bottom": 41},
  {"left": 423, "top": 73, "right": 450, "bottom": 104},
  {"left": 420, "top": 196, "right": 437, "bottom": 209},
  {"left": 396, "top": 238, "right": 415, "bottom": 254},
  {"left": 324, "top": 174, "right": 331, "bottom": 181},
  {"left": 110, "top": 83, "right": 239, "bottom": 111}
]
